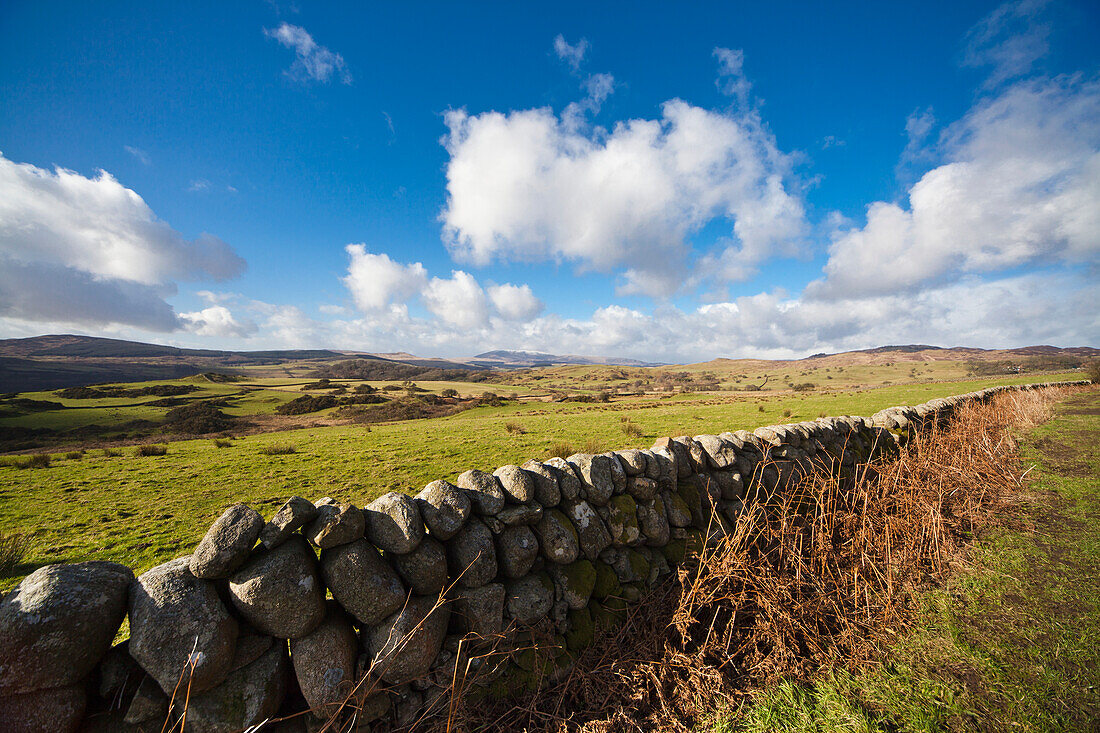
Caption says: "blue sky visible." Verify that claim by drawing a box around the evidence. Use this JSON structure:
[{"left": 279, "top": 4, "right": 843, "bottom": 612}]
[{"left": 1, "top": 0, "right": 1097, "bottom": 361}]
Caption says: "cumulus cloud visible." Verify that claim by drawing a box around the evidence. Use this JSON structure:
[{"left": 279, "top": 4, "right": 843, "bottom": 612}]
[
  {"left": 441, "top": 89, "right": 805, "bottom": 297},
  {"left": 487, "top": 283, "right": 544, "bottom": 321},
  {"left": 812, "top": 74, "right": 1100, "bottom": 299},
  {"left": 553, "top": 34, "right": 588, "bottom": 70},
  {"left": 264, "top": 22, "right": 351, "bottom": 84},
  {"left": 962, "top": 0, "right": 1050, "bottom": 88},
  {"left": 422, "top": 271, "right": 491, "bottom": 329},
  {"left": 342, "top": 244, "right": 427, "bottom": 312},
  {"left": 179, "top": 305, "right": 256, "bottom": 338},
  {"left": 0, "top": 152, "right": 245, "bottom": 330}
]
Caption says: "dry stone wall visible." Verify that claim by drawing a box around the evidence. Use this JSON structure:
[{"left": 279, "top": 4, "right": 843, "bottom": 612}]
[{"left": 0, "top": 380, "right": 1088, "bottom": 732}]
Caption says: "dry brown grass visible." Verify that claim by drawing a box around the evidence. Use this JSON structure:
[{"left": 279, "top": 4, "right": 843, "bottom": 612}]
[{"left": 430, "top": 386, "right": 1074, "bottom": 732}]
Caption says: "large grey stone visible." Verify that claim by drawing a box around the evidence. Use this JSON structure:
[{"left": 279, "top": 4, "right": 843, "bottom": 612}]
[
  {"left": 228, "top": 537, "right": 326, "bottom": 639},
  {"left": 415, "top": 480, "right": 470, "bottom": 540},
  {"left": 604, "top": 494, "right": 641, "bottom": 547},
  {"left": 291, "top": 604, "right": 358, "bottom": 717},
  {"left": 695, "top": 434, "right": 738, "bottom": 470},
  {"left": 190, "top": 503, "right": 264, "bottom": 579},
  {"left": 259, "top": 496, "right": 318, "bottom": 550},
  {"left": 497, "top": 503, "right": 543, "bottom": 526},
  {"left": 637, "top": 497, "right": 670, "bottom": 546},
  {"left": 547, "top": 560, "right": 596, "bottom": 611},
  {"left": 306, "top": 503, "right": 364, "bottom": 549},
  {"left": 567, "top": 454, "right": 614, "bottom": 505},
  {"left": 504, "top": 574, "right": 554, "bottom": 625},
  {"left": 661, "top": 490, "right": 692, "bottom": 528},
  {"left": 0, "top": 561, "right": 132, "bottom": 694},
  {"left": 393, "top": 536, "right": 448, "bottom": 595},
  {"left": 605, "top": 453, "right": 628, "bottom": 494},
  {"left": 496, "top": 525, "right": 538, "bottom": 579},
  {"left": 493, "top": 464, "right": 535, "bottom": 504},
  {"left": 534, "top": 508, "right": 580, "bottom": 564},
  {"left": 184, "top": 639, "right": 287, "bottom": 733},
  {"left": 320, "top": 539, "right": 406, "bottom": 626},
  {"left": 129, "top": 557, "right": 238, "bottom": 695},
  {"left": 543, "top": 457, "right": 581, "bottom": 500},
  {"left": 614, "top": 449, "right": 648, "bottom": 476},
  {"left": 562, "top": 499, "right": 612, "bottom": 561},
  {"left": 365, "top": 492, "right": 425, "bottom": 555},
  {"left": 446, "top": 517, "right": 497, "bottom": 588},
  {"left": 0, "top": 684, "right": 85, "bottom": 733},
  {"left": 452, "top": 583, "right": 504, "bottom": 638},
  {"left": 367, "top": 595, "right": 450, "bottom": 685},
  {"left": 520, "top": 460, "right": 562, "bottom": 506},
  {"left": 456, "top": 470, "right": 505, "bottom": 515}
]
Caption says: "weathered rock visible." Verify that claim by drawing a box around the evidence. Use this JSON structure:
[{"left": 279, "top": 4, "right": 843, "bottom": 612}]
[
  {"left": 452, "top": 583, "right": 505, "bottom": 638},
  {"left": 567, "top": 454, "right": 614, "bottom": 505},
  {"left": 124, "top": 675, "right": 169, "bottom": 725},
  {"left": 415, "top": 480, "right": 470, "bottom": 540},
  {"left": 456, "top": 470, "right": 506, "bottom": 515},
  {"left": 496, "top": 525, "right": 538, "bottom": 579},
  {"left": 365, "top": 492, "right": 425, "bottom": 555},
  {"left": 637, "top": 497, "right": 670, "bottom": 547},
  {"left": 661, "top": 490, "right": 692, "bottom": 528},
  {"left": 129, "top": 557, "right": 238, "bottom": 695},
  {"left": 600, "top": 548, "right": 650, "bottom": 585},
  {"left": 367, "top": 595, "right": 450, "bottom": 685},
  {"left": 184, "top": 638, "right": 287, "bottom": 733},
  {"left": 0, "top": 684, "right": 86, "bottom": 733},
  {"left": 393, "top": 536, "right": 448, "bottom": 595},
  {"left": 647, "top": 445, "right": 679, "bottom": 492},
  {"left": 446, "top": 517, "right": 497, "bottom": 588},
  {"left": 543, "top": 457, "right": 582, "bottom": 500},
  {"left": 520, "top": 460, "right": 562, "bottom": 506},
  {"left": 547, "top": 560, "right": 596, "bottom": 610},
  {"left": 306, "top": 503, "right": 365, "bottom": 549},
  {"left": 626, "top": 475, "right": 658, "bottom": 502},
  {"left": 0, "top": 561, "right": 132, "bottom": 694},
  {"left": 505, "top": 573, "right": 554, "bottom": 625},
  {"left": 605, "top": 453, "right": 628, "bottom": 494},
  {"left": 291, "top": 604, "right": 358, "bottom": 717},
  {"left": 614, "top": 449, "right": 647, "bottom": 476},
  {"left": 228, "top": 537, "right": 326, "bottom": 639},
  {"left": 713, "top": 470, "right": 745, "bottom": 500},
  {"left": 534, "top": 508, "right": 580, "bottom": 565},
  {"left": 228, "top": 630, "right": 273, "bottom": 673},
  {"left": 190, "top": 504, "right": 264, "bottom": 579},
  {"left": 493, "top": 464, "right": 536, "bottom": 504},
  {"left": 259, "top": 496, "right": 318, "bottom": 550},
  {"left": 320, "top": 539, "right": 406, "bottom": 626},
  {"left": 695, "top": 434, "right": 738, "bottom": 470},
  {"left": 562, "top": 499, "right": 612, "bottom": 561},
  {"left": 604, "top": 494, "right": 640, "bottom": 546},
  {"left": 497, "top": 503, "right": 543, "bottom": 526}
]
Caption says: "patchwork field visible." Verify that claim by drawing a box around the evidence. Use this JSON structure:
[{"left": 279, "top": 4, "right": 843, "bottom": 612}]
[{"left": 0, "top": 370, "right": 1082, "bottom": 592}]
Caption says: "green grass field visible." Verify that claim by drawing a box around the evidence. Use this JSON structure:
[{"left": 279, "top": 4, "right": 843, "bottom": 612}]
[
  {"left": 721, "top": 387, "right": 1100, "bottom": 732},
  {"left": 0, "top": 371, "right": 1083, "bottom": 592}
]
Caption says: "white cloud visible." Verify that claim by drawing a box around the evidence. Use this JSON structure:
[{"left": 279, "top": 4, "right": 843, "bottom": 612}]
[
  {"left": 342, "top": 244, "right": 427, "bottom": 312},
  {"left": 124, "top": 146, "right": 151, "bottom": 165},
  {"left": 962, "top": 0, "right": 1050, "bottom": 88},
  {"left": 487, "top": 283, "right": 544, "bottom": 321},
  {"left": 440, "top": 87, "right": 806, "bottom": 297},
  {"left": 812, "top": 74, "right": 1100, "bottom": 299},
  {"left": 179, "top": 305, "right": 256, "bottom": 338},
  {"left": 264, "top": 22, "right": 351, "bottom": 85},
  {"left": 553, "top": 35, "right": 588, "bottom": 70},
  {"left": 714, "top": 47, "right": 752, "bottom": 107},
  {"left": 422, "top": 270, "right": 490, "bottom": 328},
  {"left": 0, "top": 152, "right": 245, "bottom": 330}
]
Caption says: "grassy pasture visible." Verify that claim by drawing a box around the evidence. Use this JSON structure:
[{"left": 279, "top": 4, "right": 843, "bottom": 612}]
[{"left": 0, "top": 371, "right": 1081, "bottom": 591}]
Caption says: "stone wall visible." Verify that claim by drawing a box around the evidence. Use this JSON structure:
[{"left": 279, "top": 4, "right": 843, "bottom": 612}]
[{"left": 0, "top": 380, "right": 1089, "bottom": 732}]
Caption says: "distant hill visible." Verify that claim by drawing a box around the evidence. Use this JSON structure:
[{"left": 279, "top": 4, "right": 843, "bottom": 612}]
[{"left": 468, "top": 350, "right": 663, "bottom": 368}]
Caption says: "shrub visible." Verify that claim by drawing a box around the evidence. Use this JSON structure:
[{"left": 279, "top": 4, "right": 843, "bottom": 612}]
[
  {"left": 135, "top": 444, "right": 167, "bottom": 457},
  {"left": 212, "top": 438, "right": 233, "bottom": 448},
  {"left": 276, "top": 394, "right": 338, "bottom": 415},
  {"left": 479, "top": 392, "right": 503, "bottom": 407},
  {"left": 1086, "top": 359, "right": 1100, "bottom": 383},
  {"left": 758, "top": 405, "right": 765, "bottom": 412},
  {"left": 548, "top": 441, "right": 574, "bottom": 459},
  {"left": 622, "top": 422, "right": 643, "bottom": 439},
  {"left": 65, "top": 451, "right": 83, "bottom": 461},
  {"left": 18, "top": 453, "right": 51, "bottom": 469},
  {"left": 582, "top": 437, "right": 603, "bottom": 454},
  {"left": 259, "top": 444, "right": 297, "bottom": 455},
  {"left": 102, "top": 448, "right": 121, "bottom": 457},
  {"left": 783, "top": 409, "right": 792, "bottom": 417},
  {"left": 164, "top": 401, "right": 234, "bottom": 433},
  {"left": 354, "top": 383, "right": 377, "bottom": 394},
  {"left": 440, "top": 388, "right": 459, "bottom": 398},
  {"left": 792, "top": 382, "right": 816, "bottom": 392},
  {"left": 504, "top": 421, "right": 526, "bottom": 435},
  {"left": 381, "top": 385, "right": 402, "bottom": 392},
  {"left": 0, "top": 530, "right": 31, "bottom": 574}
]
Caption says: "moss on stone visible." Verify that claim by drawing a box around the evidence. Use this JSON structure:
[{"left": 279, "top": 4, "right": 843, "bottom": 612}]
[
  {"left": 592, "top": 561, "right": 621, "bottom": 599},
  {"left": 626, "top": 549, "right": 650, "bottom": 581},
  {"left": 565, "top": 606, "right": 595, "bottom": 651},
  {"left": 559, "top": 559, "right": 596, "bottom": 600},
  {"left": 659, "top": 538, "right": 686, "bottom": 566}
]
